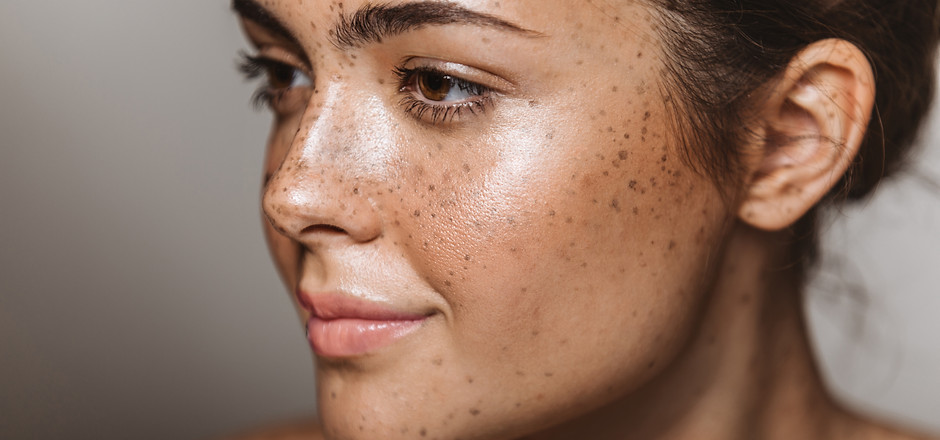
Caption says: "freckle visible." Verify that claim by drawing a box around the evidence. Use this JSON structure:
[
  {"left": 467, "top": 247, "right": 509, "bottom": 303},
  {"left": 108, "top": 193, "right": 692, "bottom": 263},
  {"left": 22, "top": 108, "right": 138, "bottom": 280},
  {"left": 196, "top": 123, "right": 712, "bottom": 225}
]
[
  {"left": 469, "top": 409, "right": 481, "bottom": 416},
  {"left": 637, "top": 51, "right": 643, "bottom": 58},
  {"left": 420, "top": 428, "right": 427, "bottom": 437},
  {"left": 377, "top": 78, "right": 385, "bottom": 84},
  {"left": 603, "top": 171, "right": 609, "bottom": 176},
  {"left": 544, "top": 372, "right": 554, "bottom": 377},
  {"left": 463, "top": 163, "right": 471, "bottom": 173},
  {"left": 414, "top": 210, "right": 421, "bottom": 217},
  {"left": 331, "top": 391, "right": 337, "bottom": 399},
  {"left": 515, "top": 402, "right": 522, "bottom": 408},
  {"left": 629, "top": 180, "right": 637, "bottom": 189},
  {"left": 641, "top": 127, "right": 648, "bottom": 135},
  {"left": 668, "top": 240, "right": 676, "bottom": 250},
  {"left": 482, "top": 37, "right": 491, "bottom": 43},
  {"left": 610, "top": 199, "right": 621, "bottom": 212},
  {"left": 576, "top": 60, "right": 584, "bottom": 65},
  {"left": 467, "top": 376, "right": 474, "bottom": 384},
  {"left": 647, "top": 360, "right": 657, "bottom": 369},
  {"left": 432, "top": 358, "right": 443, "bottom": 366},
  {"left": 537, "top": 394, "right": 545, "bottom": 400},
  {"left": 612, "top": 86, "right": 619, "bottom": 92}
]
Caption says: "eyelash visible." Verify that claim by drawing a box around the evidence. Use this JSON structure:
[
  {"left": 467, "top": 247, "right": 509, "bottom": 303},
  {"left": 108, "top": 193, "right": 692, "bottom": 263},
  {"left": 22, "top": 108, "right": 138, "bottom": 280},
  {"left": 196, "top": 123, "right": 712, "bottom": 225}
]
[
  {"left": 393, "top": 66, "right": 494, "bottom": 124},
  {"left": 237, "top": 52, "right": 495, "bottom": 123},
  {"left": 238, "top": 52, "right": 308, "bottom": 110}
]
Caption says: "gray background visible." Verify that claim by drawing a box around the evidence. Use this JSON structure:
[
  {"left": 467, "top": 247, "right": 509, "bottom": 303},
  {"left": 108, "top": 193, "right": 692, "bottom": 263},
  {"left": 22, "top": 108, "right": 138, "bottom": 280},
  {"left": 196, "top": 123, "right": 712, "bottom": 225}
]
[{"left": 0, "top": 1, "right": 937, "bottom": 439}]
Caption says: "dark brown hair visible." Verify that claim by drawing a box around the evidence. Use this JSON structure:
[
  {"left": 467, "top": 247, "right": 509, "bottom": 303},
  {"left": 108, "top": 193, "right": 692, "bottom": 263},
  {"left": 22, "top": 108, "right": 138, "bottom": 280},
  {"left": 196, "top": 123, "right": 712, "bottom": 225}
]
[{"left": 651, "top": 0, "right": 940, "bottom": 267}]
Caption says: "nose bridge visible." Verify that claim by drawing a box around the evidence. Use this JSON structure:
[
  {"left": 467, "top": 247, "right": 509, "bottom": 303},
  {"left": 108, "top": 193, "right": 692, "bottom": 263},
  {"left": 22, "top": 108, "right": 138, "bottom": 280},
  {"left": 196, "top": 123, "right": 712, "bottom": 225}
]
[{"left": 263, "top": 82, "right": 384, "bottom": 244}]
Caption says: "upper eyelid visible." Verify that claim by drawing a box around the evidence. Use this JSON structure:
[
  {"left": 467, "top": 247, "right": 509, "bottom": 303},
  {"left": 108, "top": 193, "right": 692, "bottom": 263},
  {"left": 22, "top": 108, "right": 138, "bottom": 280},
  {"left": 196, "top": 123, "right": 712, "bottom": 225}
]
[
  {"left": 250, "top": 45, "right": 314, "bottom": 77},
  {"left": 398, "top": 57, "right": 515, "bottom": 93}
]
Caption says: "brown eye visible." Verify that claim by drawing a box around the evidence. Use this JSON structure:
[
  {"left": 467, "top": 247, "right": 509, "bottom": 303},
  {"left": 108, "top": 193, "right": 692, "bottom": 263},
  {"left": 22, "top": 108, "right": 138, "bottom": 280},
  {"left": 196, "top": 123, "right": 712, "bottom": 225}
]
[
  {"left": 417, "top": 71, "right": 452, "bottom": 101},
  {"left": 266, "top": 63, "right": 298, "bottom": 90}
]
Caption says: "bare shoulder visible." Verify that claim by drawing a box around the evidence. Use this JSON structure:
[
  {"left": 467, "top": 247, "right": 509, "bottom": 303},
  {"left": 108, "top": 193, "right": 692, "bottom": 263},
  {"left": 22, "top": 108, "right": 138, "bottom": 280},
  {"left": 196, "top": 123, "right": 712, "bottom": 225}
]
[{"left": 218, "top": 419, "right": 325, "bottom": 440}]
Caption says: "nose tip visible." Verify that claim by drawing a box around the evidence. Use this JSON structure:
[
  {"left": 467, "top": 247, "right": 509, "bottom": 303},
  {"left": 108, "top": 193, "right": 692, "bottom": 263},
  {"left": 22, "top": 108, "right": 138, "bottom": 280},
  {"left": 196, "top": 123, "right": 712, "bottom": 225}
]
[{"left": 262, "top": 163, "right": 383, "bottom": 245}]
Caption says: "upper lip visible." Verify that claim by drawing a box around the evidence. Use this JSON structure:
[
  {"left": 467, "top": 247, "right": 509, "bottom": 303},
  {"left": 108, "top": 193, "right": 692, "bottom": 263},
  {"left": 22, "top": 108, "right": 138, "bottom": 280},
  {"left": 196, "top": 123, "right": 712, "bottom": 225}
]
[{"left": 297, "top": 290, "right": 429, "bottom": 321}]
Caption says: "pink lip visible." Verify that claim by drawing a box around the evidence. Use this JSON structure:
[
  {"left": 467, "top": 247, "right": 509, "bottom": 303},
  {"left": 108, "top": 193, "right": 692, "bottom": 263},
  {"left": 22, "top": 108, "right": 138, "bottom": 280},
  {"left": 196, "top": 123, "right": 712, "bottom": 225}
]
[{"left": 298, "top": 291, "right": 427, "bottom": 358}]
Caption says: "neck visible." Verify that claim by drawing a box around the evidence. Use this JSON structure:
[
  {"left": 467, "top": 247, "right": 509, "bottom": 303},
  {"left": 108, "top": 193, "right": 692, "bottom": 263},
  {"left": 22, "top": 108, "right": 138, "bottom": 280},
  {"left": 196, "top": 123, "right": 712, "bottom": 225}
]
[{"left": 529, "top": 224, "right": 859, "bottom": 440}]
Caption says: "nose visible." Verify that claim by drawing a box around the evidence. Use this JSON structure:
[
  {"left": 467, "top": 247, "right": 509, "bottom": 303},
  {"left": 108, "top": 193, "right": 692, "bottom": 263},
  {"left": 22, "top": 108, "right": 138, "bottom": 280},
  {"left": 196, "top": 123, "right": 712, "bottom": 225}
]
[{"left": 262, "top": 91, "right": 383, "bottom": 246}]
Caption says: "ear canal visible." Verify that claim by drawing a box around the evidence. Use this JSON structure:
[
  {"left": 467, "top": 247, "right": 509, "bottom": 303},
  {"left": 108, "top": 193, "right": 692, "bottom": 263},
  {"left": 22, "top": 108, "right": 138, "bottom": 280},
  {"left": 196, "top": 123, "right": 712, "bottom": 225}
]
[{"left": 737, "top": 39, "right": 876, "bottom": 231}]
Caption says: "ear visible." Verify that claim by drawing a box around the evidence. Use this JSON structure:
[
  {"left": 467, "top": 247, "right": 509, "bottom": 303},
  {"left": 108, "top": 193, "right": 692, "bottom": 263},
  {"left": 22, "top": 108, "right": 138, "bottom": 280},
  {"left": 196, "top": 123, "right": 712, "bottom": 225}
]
[{"left": 737, "top": 39, "right": 876, "bottom": 231}]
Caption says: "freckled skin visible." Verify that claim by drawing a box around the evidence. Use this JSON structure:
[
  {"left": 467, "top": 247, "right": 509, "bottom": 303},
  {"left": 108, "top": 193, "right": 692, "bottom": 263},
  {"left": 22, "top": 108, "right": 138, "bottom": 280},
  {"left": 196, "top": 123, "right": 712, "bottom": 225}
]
[
  {"left": 234, "top": 1, "right": 923, "bottom": 440},
  {"left": 246, "top": 1, "right": 724, "bottom": 438}
]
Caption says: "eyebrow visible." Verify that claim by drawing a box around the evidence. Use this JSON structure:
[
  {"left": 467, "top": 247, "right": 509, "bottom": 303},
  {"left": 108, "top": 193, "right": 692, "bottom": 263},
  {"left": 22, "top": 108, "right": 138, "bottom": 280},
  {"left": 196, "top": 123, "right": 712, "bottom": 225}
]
[
  {"left": 232, "top": 0, "right": 302, "bottom": 48},
  {"left": 233, "top": 0, "right": 540, "bottom": 52},
  {"left": 331, "top": 2, "right": 541, "bottom": 49}
]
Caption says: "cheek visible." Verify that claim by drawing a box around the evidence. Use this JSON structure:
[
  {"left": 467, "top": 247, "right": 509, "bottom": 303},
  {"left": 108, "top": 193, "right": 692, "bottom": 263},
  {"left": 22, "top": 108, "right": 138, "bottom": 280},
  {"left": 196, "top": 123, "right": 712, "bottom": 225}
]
[{"left": 385, "top": 99, "right": 728, "bottom": 408}]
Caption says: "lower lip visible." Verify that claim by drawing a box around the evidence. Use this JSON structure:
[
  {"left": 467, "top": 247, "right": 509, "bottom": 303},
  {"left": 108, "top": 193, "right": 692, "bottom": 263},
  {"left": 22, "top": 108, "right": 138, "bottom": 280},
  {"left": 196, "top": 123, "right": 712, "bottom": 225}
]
[{"left": 306, "top": 317, "right": 425, "bottom": 357}]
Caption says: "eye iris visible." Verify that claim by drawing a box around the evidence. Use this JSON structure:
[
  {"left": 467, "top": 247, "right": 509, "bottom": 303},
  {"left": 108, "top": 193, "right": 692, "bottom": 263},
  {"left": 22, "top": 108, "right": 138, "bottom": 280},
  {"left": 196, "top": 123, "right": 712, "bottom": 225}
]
[
  {"left": 418, "top": 72, "right": 452, "bottom": 101},
  {"left": 267, "top": 64, "right": 296, "bottom": 89}
]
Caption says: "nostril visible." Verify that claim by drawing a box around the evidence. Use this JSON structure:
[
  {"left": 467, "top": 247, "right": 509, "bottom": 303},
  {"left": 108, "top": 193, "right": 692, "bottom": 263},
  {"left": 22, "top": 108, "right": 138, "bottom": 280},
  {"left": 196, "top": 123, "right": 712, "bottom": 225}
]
[{"left": 301, "top": 224, "right": 347, "bottom": 235}]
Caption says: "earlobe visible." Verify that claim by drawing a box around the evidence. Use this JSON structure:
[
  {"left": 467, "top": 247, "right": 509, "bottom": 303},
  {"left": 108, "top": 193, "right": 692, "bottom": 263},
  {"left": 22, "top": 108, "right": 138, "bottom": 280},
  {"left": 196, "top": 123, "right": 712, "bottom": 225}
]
[{"left": 737, "top": 39, "right": 876, "bottom": 231}]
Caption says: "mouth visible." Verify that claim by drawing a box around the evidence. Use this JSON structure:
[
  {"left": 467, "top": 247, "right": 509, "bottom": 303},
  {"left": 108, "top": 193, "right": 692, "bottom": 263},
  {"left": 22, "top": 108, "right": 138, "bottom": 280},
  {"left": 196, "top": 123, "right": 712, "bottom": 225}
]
[{"left": 298, "top": 291, "right": 429, "bottom": 358}]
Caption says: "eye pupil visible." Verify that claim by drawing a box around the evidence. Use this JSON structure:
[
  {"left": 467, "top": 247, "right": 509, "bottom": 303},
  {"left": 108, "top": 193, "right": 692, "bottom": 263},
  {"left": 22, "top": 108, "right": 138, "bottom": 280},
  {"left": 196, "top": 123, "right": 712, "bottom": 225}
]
[
  {"left": 418, "top": 72, "right": 451, "bottom": 101},
  {"left": 267, "top": 65, "right": 296, "bottom": 89}
]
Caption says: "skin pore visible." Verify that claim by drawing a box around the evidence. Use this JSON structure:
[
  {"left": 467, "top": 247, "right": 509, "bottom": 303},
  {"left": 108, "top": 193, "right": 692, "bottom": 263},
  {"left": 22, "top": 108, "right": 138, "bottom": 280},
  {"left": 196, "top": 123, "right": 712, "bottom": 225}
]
[{"left": 233, "top": 0, "right": 931, "bottom": 439}]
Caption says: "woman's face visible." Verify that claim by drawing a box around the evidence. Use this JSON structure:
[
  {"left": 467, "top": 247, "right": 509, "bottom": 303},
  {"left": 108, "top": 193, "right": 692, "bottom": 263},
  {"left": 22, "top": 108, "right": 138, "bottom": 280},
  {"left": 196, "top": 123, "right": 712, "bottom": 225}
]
[{"left": 243, "top": 0, "right": 730, "bottom": 438}]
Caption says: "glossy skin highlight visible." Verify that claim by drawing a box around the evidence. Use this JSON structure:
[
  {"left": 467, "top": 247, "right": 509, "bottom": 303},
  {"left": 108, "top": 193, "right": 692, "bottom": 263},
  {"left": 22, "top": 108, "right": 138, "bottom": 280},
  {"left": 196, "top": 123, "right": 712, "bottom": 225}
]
[{"left": 234, "top": 1, "right": 930, "bottom": 439}]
